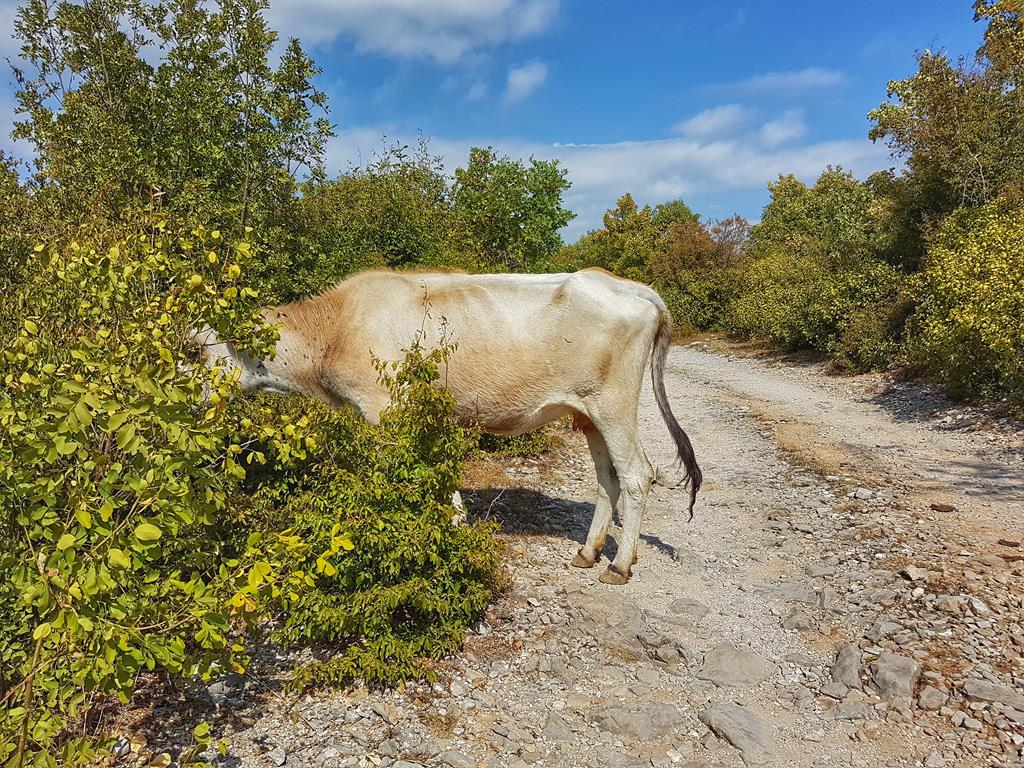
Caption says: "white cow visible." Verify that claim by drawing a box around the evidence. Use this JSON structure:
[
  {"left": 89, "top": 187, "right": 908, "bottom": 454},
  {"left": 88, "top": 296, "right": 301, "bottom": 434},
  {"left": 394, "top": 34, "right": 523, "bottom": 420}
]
[{"left": 192, "top": 268, "right": 701, "bottom": 584}]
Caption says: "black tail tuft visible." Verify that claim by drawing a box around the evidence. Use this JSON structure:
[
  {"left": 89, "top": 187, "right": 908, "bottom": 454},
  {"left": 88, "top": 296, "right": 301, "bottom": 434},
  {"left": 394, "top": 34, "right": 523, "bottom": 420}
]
[{"left": 650, "top": 311, "right": 702, "bottom": 520}]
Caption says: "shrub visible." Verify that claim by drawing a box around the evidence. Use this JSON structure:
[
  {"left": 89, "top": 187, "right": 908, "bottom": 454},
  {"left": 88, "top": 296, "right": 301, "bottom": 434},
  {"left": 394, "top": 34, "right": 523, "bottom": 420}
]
[
  {"left": 240, "top": 337, "right": 503, "bottom": 689},
  {"left": 477, "top": 426, "right": 559, "bottom": 458},
  {"left": 726, "top": 250, "right": 823, "bottom": 348},
  {"left": 659, "top": 269, "right": 745, "bottom": 334},
  {"left": 727, "top": 251, "right": 909, "bottom": 370},
  {"left": 912, "top": 200, "right": 1024, "bottom": 406},
  {"left": 0, "top": 225, "right": 312, "bottom": 764}
]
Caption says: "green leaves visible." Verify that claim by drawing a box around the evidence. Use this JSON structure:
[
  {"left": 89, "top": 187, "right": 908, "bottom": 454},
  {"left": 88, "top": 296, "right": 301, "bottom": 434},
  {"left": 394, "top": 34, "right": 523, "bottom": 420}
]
[
  {"left": 133, "top": 523, "right": 162, "bottom": 542},
  {"left": 0, "top": 226, "right": 289, "bottom": 764}
]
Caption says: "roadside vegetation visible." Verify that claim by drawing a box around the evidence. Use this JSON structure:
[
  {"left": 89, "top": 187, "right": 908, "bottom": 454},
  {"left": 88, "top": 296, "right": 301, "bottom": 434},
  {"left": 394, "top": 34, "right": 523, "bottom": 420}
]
[
  {"left": 557, "top": 0, "right": 1024, "bottom": 413},
  {"left": 0, "top": 0, "right": 1021, "bottom": 763}
]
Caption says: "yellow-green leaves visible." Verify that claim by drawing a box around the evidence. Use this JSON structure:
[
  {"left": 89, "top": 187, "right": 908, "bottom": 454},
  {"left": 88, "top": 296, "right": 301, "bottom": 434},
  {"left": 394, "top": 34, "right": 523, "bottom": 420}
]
[
  {"left": 107, "top": 548, "right": 131, "bottom": 569},
  {"left": 133, "top": 523, "right": 162, "bottom": 542}
]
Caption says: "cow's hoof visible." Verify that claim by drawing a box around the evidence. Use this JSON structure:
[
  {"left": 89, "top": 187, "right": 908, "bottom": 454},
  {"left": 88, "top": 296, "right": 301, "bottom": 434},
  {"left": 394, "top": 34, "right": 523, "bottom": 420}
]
[
  {"left": 599, "top": 566, "right": 630, "bottom": 585},
  {"left": 571, "top": 550, "right": 597, "bottom": 569}
]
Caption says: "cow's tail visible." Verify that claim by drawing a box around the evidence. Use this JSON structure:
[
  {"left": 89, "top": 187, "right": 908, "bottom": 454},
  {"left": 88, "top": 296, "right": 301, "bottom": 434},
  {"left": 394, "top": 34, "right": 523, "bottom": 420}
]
[{"left": 647, "top": 296, "right": 702, "bottom": 519}]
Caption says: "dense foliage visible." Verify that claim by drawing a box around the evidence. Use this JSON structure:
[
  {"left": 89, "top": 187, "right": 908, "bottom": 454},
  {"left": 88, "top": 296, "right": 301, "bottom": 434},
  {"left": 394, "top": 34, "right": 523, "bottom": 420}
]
[
  {"left": 241, "top": 339, "right": 502, "bottom": 689},
  {"left": 0, "top": 225, "right": 311, "bottom": 764},
  {"left": 911, "top": 200, "right": 1024, "bottom": 399}
]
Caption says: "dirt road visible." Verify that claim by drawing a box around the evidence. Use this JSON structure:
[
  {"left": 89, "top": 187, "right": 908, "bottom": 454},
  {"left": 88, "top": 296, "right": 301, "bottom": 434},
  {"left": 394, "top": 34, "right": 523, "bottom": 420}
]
[{"left": 219, "top": 343, "right": 1024, "bottom": 768}]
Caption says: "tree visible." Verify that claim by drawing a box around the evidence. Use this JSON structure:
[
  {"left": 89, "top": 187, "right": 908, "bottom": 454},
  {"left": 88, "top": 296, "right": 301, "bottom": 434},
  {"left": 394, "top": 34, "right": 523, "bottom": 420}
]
[
  {"left": 868, "top": 0, "right": 1024, "bottom": 265},
  {"left": 288, "top": 140, "right": 456, "bottom": 298},
  {"left": 452, "top": 147, "right": 573, "bottom": 272},
  {"left": 12, "top": 0, "right": 332, "bottom": 234},
  {"left": 752, "top": 168, "right": 879, "bottom": 265},
  {"left": 652, "top": 198, "right": 700, "bottom": 231}
]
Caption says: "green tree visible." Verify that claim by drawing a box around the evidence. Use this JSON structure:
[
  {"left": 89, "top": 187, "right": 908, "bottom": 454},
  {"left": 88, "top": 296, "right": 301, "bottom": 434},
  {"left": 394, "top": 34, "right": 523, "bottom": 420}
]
[
  {"left": 868, "top": 0, "right": 1024, "bottom": 266},
  {"left": 12, "top": 0, "right": 332, "bottom": 238},
  {"left": 751, "top": 168, "right": 879, "bottom": 265},
  {"left": 287, "top": 141, "right": 456, "bottom": 298},
  {"left": 452, "top": 146, "right": 573, "bottom": 272}
]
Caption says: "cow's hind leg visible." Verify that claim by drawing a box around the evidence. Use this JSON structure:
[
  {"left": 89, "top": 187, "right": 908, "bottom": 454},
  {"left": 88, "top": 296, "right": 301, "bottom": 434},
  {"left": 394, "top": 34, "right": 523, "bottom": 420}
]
[
  {"left": 590, "top": 418, "right": 653, "bottom": 585},
  {"left": 572, "top": 427, "right": 620, "bottom": 568}
]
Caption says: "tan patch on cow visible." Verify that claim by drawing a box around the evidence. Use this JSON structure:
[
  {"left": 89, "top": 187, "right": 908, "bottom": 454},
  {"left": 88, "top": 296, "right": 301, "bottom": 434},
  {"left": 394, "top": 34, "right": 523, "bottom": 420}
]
[{"left": 597, "top": 350, "right": 613, "bottom": 383}]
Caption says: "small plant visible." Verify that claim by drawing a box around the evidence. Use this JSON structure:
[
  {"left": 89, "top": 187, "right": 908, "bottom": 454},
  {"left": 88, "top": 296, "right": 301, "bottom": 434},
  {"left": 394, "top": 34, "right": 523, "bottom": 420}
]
[{"left": 240, "top": 335, "right": 504, "bottom": 690}]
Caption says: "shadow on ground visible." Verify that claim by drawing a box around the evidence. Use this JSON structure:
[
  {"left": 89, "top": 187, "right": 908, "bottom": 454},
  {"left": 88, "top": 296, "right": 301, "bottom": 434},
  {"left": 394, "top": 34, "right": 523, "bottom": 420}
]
[{"left": 463, "top": 487, "right": 683, "bottom": 565}]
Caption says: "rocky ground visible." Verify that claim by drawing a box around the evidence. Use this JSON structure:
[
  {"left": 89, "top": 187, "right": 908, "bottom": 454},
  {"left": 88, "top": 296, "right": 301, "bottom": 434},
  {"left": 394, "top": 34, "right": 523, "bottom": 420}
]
[{"left": 183, "top": 341, "right": 1023, "bottom": 768}]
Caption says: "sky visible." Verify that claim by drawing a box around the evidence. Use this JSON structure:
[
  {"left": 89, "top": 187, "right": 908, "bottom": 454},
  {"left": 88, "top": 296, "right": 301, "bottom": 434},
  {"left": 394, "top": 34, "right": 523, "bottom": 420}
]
[{"left": 0, "top": 0, "right": 986, "bottom": 240}]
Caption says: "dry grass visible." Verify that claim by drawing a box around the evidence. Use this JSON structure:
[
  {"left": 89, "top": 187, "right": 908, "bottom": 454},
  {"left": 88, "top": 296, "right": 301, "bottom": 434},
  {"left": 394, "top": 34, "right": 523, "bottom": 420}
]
[
  {"left": 921, "top": 639, "right": 969, "bottom": 678},
  {"left": 723, "top": 394, "right": 875, "bottom": 482},
  {"left": 419, "top": 709, "right": 459, "bottom": 738},
  {"left": 875, "top": 555, "right": 914, "bottom": 572}
]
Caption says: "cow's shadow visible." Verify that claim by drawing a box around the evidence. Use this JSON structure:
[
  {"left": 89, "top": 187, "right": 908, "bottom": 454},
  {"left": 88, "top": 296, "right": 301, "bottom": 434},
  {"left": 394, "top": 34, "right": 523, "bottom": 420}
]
[{"left": 462, "top": 487, "right": 680, "bottom": 564}]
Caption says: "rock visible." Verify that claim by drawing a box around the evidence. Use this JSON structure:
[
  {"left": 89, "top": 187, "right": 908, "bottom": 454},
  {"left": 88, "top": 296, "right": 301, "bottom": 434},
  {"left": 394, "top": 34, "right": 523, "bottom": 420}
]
[
  {"left": 918, "top": 686, "right": 947, "bottom": 711},
  {"left": 591, "top": 702, "right": 682, "bottom": 741},
  {"left": 865, "top": 620, "right": 901, "bottom": 642},
  {"left": 573, "top": 591, "right": 645, "bottom": 656},
  {"left": 268, "top": 747, "right": 287, "bottom": 767},
  {"left": 698, "top": 703, "right": 776, "bottom": 766},
  {"left": 440, "top": 752, "right": 476, "bottom": 768},
  {"left": 963, "top": 679, "right": 1024, "bottom": 710},
  {"left": 899, "top": 565, "right": 928, "bottom": 582},
  {"left": 923, "top": 750, "right": 946, "bottom": 767},
  {"left": 820, "top": 682, "right": 848, "bottom": 700},
  {"left": 930, "top": 502, "right": 956, "bottom": 513},
  {"left": 831, "top": 644, "right": 862, "bottom": 690},
  {"left": 826, "top": 690, "right": 870, "bottom": 721},
  {"left": 852, "top": 488, "right": 874, "bottom": 500},
  {"left": 667, "top": 597, "right": 710, "bottom": 621},
  {"left": 696, "top": 645, "right": 774, "bottom": 688},
  {"left": 782, "top": 608, "right": 813, "bottom": 631},
  {"left": 967, "top": 596, "right": 990, "bottom": 615},
  {"left": 961, "top": 716, "right": 983, "bottom": 731},
  {"left": 541, "top": 712, "right": 573, "bottom": 741},
  {"left": 654, "top": 645, "right": 682, "bottom": 664},
  {"left": 869, "top": 652, "right": 919, "bottom": 702},
  {"left": 805, "top": 563, "right": 835, "bottom": 578}
]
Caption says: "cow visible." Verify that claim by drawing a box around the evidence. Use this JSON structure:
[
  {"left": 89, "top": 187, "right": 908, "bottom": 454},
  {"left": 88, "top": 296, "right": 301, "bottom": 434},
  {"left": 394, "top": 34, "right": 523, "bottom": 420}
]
[{"left": 191, "top": 267, "right": 701, "bottom": 584}]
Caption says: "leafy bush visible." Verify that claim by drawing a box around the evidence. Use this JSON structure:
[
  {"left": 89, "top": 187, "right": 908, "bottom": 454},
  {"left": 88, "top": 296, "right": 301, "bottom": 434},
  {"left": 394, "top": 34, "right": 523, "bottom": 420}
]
[
  {"left": 0, "top": 225, "right": 311, "bottom": 764},
  {"left": 659, "top": 269, "right": 745, "bottom": 335},
  {"left": 241, "top": 338, "right": 503, "bottom": 689},
  {"left": 726, "top": 250, "right": 823, "bottom": 349},
  {"left": 477, "top": 426, "right": 559, "bottom": 458},
  {"left": 727, "top": 252, "right": 909, "bottom": 370},
  {"left": 911, "top": 200, "right": 1024, "bottom": 406}
]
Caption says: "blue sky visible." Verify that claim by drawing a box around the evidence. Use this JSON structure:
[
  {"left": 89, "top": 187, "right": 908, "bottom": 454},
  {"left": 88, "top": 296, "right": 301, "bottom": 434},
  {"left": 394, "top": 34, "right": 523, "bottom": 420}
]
[{"left": 0, "top": 0, "right": 985, "bottom": 240}]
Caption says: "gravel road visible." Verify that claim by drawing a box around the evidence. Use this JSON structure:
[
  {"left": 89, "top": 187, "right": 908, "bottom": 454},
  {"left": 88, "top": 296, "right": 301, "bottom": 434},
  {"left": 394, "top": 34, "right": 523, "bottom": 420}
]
[{"left": 206, "top": 342, "right": 1024, "bottom": 768}]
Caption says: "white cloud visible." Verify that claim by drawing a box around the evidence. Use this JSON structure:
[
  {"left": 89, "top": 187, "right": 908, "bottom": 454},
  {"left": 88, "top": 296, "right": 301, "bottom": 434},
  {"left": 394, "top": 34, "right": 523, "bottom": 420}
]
[
  {"left": 759, "top": 109, "right": 806, "bottom": 147},
  {"left": 673, "top": 104, "right": 749, "bottom": 138},
  {"left": 264, "top": 0, "right": 559, "bottom": 63},
  {"left": 503, "top": 61, "right": 547, "bottom": 104},
  {"left": 326, "top": 124, "right": 890, "bottom": 240},
  {"left": 738, "top": 66, "right": 843, "bottom": 90}
]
